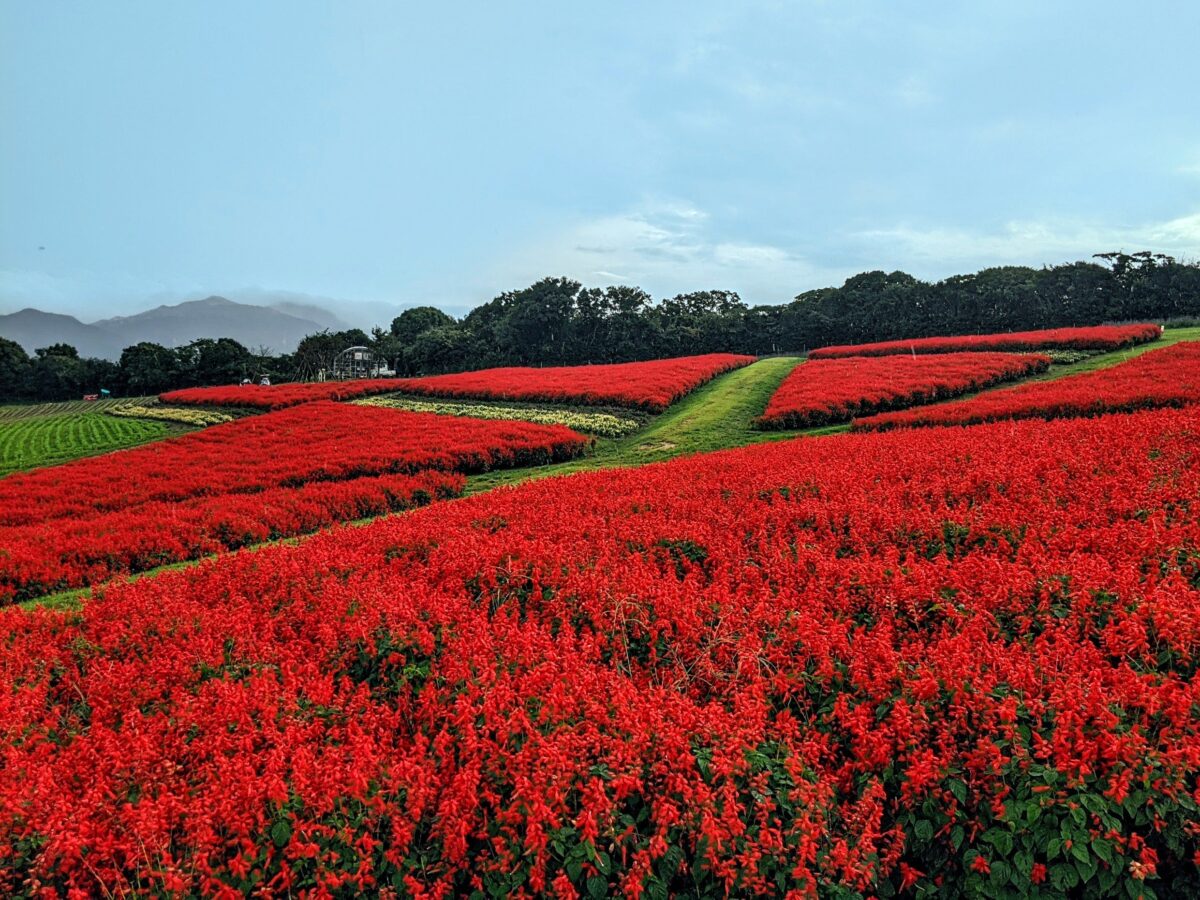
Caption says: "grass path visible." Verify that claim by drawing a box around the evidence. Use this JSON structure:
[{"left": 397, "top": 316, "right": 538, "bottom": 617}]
[
  {"left": 15, "top": 330, "right": 1198, "bottom": 610},
  {"left": 463, "top": 356, "right": 804, "bottom": 493}
]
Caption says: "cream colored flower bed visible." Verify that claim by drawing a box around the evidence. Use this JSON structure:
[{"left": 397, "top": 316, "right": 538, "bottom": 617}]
[
  {"left": 109, "top": 404, "right": 234, "bottom": 427},
  {"left": 356, "top": 396, "right": 642, "bottom": 437}
]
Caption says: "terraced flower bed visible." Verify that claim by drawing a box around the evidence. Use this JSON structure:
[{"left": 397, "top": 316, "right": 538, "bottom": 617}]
[
  {"left": 855, "top": 341, "right": 1200, "bottom": 430},
  {"left": 809, "top": 323, "right": 1161, "bottom": 359},
  {"left": 757, "top": 351, "right": 1050, "bottom": 429},
  {"left": 161, "top": 354, "right": 755, "bottom": 413},
  {"left": 0, "top": 402, "right": 588, "bottom": 601},
  {"left": 356, "top": 395, "right": 645, "bottom": 437},
  {"left": 3, "top": 406, "right": 1198, "bottom": 896}
]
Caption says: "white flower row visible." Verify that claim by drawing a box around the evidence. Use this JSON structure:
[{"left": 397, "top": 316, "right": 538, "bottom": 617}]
[
  {"left": 108, "top": 404, "right": 234, "bottom": 427},
  {"left": 356, "top": 396, "right": 643, "bottom": 437}
]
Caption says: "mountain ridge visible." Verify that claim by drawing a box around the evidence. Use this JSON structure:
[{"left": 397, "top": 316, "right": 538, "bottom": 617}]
[{"left": 0, "top": 296, "right": 337, "bottom": 359}]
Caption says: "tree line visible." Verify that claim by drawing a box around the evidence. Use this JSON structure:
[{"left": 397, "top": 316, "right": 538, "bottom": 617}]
[{"left": 2, "top": 251, "right": 1197, "bottom": 402}]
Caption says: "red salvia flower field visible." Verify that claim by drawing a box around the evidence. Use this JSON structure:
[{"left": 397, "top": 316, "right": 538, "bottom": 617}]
[
  {"left": 0, "top": 471, "right": 462, "bottom": 602},
  {"left": 808, "top": 323, "right": 1161, "bottom": 359},
  {"left": 855, "top": 341, "right": 1200, "bottom": 431},
  {"left": 0, "top": 401, "right": 587, "bottom": 528},
  {"left": 160, "top": 379, "right": 414, "bottom": 410},
  {"left": 0, "top": 403, "right": 587, "bottom": 602},
  {"left": 757, "top": 351, "right": 1050, "bottom": 429},
  {"left": 389, "top": 352, "right": 755, "bottom": 412},
  {"left": 3, "top": 406, "right": 1199, "bottom": 896},
  {"left": 161, "top": 353, "right": 755, "bottom": 412}
]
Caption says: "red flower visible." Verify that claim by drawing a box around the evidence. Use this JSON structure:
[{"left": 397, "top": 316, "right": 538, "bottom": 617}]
[
  {"left": 163, "top": 353, "right": 754, "bottom": 413},
  {"left": 759, "top": 351, "right": 1050, "bottom": 429},
  {"left": 810, "top": 323, "right": 1159, "bottom": 358},
  {"left": 856, "top": 340, "right": 1199, "bottom": 431}
]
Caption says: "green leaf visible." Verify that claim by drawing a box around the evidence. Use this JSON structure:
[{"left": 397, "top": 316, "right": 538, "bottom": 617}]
[
  {"left": 949, "top": 780, "right": 968, "bottom": 804},
  {"left": 983, "top": 828, "right": 1013, "bottom": 856},
  {"left": 1098, "top": 868, "right": 1117, "bottom": 893},
  {"left": 989, "top": 860, "right": 1012, "bottom": 886},
  {"left": 914, "top": 819, "right": 934, "bottom": 842},
  {"left": 1014, "top": 850, "right": 1033, "bottom": 876},
  {"left": 587, "top": 876, "right": 608, "bottom": 899},
  {"left": 270, "top": 819, "right": 291, "bottom": 848},
  {"left": 1074, "top": 853, "right": 1097, "bottom": 884}
]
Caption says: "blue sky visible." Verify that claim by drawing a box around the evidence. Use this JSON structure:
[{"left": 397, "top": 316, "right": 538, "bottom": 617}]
[{"left": 2, "top": 1, "right": 1198, "bottom": 323}]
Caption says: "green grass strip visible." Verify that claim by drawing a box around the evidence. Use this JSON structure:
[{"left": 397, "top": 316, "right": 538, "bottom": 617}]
[{"left": 0, "top": 412, "right": 175, "bottom": 476}]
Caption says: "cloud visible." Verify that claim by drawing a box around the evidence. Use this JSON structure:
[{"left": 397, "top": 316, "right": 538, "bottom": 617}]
[
  {"left": 851, "top": 211, "right": 1200, "bottom": 275},
  {"left": 0, "top": 268, "right": 178, "bottom": 319},
  {"left": 491, "top": 200, "right": 847, "bottom": 303},
  {"left": 894, "top": 75, "right": 936, "bottom": 109}
]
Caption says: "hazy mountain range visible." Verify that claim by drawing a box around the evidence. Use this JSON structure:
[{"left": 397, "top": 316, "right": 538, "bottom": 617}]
[{"left": 0, "top": 296, "right": 355, "bottom": 359}]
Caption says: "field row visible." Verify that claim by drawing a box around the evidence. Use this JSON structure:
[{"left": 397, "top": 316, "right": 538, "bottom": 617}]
[
  {"left": 3, "top": 406, "right": 1198, "bottom": 895},
  {"left": 0, "top": 402, "right": 587, "bottom": 527},
  {"left": 809, "top": 322, "right": 1161, "bottom": 358},
  {"left": 0, "top": 412, "right": 172, "bottom": 476},
  {"left": 0, "top": 330, "right": 1189, "bottom": 485},
  {"left": 1, "top": 471, "right": 461, "bottom": 601},
  {"left": 109, "top": 402, "right": 236, "bottom": 426},
  {"left": 0, "top": 397, "right": 155, "bottom": 422},
  {"left": 355, "top": 395, "right": 644, "bottom": 437},
  {"left": 856, "top": 341, "right": 1200, "bottom": 430},
  {"left": 161, "top": 353, "right": 756, "bottom": 412},
  {"left": 756, "top": 351, "right": 1050, "bottom": 429},
  {"left": 0, "top": 403, "right": 589, "bottom": 601}
]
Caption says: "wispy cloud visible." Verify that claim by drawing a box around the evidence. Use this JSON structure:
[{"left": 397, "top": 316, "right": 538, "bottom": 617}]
[
  {"left": 852, "top": 211, "right": 1200, "bottom": 274},
  {"left": 492, "top": 200, "right": 847, "bottom": 303},
  {"left": 893, "top": 75, "right": 936, "bottom": 109}
]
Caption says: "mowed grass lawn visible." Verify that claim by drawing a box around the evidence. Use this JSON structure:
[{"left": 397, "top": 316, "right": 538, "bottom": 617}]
[{"left": 0, "top": 412, "right": 176, "bottom": 475}]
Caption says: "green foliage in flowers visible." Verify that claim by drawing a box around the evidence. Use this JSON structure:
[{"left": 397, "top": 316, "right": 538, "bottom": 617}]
[
  {"left": 1039, "top": 348, "right": 1100, "bottom": 365},
  {"left": 356, "top": 394, "right": 645, "bottom": 437}
]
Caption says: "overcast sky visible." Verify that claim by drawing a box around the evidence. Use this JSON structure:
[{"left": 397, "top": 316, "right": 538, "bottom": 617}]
[{"left": 2, "top": 1, "right": 1198, "bottom": 322}]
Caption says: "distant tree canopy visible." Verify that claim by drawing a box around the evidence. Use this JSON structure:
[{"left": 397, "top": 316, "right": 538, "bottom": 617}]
[
  {"left": 369, "top": 251, "right": 1200, "bottom": 374},
  {"left": 3, "top": 251, "right": 1198, "bottom": 402}
]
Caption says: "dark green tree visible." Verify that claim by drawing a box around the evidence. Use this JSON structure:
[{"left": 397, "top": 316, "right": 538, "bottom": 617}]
[
  {"left": 0, "top": 338, "right": 32, "bottom": 400},
  {"left": 178, "top": 337, "right": 253, "bottom": 386},
  {"left": 119, "top": 342, "right": 182, "bottom": 395},
  {"left": 390, "top": 306, "right": 456, "bottom": 345}
]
